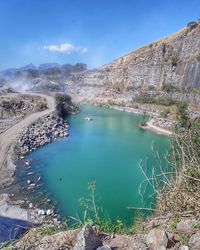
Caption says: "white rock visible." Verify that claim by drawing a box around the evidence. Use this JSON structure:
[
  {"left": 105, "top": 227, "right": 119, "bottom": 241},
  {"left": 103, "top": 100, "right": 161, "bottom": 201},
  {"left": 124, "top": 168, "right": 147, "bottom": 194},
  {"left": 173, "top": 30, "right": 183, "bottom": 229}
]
[
  {"left": 46, "top": 209, "right": 53, "bottom": 216},
  {"left": 97, "top": 246, "right": 112, "bottom": 250},
  {"left": 29, "top": 183, "right": 36, "bottom": 187},
  {"left": 27, "top": 180, "right": 32, "bottom": 185},
  {"left": 179, "top": 246, "right": 189, "bottom": 250},
  {"left": 38, "top": 209, "right": 46, "bottom": 216},
  {"left": 29, "top": 203, "right": 33, "bottom": 209},
  {"left": 25, "top": 160, "right": 30, "bottom": 166},
  {"left": 188, "top": 232, "right": 200, "bottom": 250},
  {"left": 177, "top": 219, "right": 193, "bottom": 232}
]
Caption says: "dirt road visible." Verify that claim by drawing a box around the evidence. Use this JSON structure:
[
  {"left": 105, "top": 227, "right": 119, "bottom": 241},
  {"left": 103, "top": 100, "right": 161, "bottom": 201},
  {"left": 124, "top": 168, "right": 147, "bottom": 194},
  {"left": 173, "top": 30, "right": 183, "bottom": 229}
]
[{"left": 0, "top": 93, "right": 56, "bottom": 187}]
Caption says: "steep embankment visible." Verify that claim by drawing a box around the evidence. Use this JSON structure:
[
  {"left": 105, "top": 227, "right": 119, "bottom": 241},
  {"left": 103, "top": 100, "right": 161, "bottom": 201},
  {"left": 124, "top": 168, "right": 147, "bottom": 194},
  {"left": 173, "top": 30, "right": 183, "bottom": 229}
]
[
  {"left": 0, "top": 92, "right": 47, "bottom": 134},
  {"left": 0, "top": 93, "right": 56, "bottom": 187},
  {"left": 70, "top": 22, "right": 200, "bottom": 101}
]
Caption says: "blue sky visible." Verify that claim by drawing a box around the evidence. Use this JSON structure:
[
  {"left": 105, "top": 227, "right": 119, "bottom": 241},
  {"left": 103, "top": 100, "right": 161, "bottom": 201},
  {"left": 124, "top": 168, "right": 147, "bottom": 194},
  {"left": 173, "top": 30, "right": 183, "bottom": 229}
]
[{"left": 0, "top": 0, "right": 199, "bottom": 70}]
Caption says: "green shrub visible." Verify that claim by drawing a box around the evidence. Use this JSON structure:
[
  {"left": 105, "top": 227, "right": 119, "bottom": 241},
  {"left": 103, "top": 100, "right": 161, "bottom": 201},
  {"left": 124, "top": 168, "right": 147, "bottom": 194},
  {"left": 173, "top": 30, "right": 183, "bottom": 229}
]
[
  {"left": 196, "top": 53, "right": 200, "bottom": 61},
  {"left": 171, "top": 55, "right": 179, "bottom": 67},
  {"left": 37, "top": 226, "right": 68, "bottom": 235},
  {"left": 133, "top": 94, "right": 177, "bottom": 106},
  {"left": 170, "top": 217, "right": 180, "bottom": 229},
  {"left": 162, "top": 83, "right": 178, "bottom": 93}
]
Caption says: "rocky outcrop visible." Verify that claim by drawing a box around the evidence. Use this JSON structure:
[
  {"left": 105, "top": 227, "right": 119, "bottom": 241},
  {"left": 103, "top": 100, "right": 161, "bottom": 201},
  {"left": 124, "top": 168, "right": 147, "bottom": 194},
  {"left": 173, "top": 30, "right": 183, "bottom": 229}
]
[
  {"left": 69, "top": 22, "right": 200, "bottom": 103},
  {"left": 146, "top": 229, "right": 168, "bottom": 249},
  {"left": 16, "top": 93, "right": 78, "bottom": 155},
  {"left": 188, "top": 232, "right": 200, "bottom": 250},
  {"left": 16, "top": 112, "right": 68, "bottom": 155},
  {"left": 14, "top": 225, "right": 148, "bottom": 250},
  {"left": 55, "top": 93, "right": 79, "bottom": 117},
  {"left": 13, "top": 222, "right": 200, "bottom": 250},
  {"left": 1, "top": 24, "right": 200, "bottom": 109}
]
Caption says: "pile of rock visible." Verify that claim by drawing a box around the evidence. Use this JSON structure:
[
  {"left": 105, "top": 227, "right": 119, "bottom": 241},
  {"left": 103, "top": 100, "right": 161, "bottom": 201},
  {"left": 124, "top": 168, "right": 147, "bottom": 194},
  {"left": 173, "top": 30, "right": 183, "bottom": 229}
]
[
  {"left": 17, "top": 112, "right": 68, "bottom": 155},
  {"left": 14, "top": 224, "right": 200, "bottom": 250},
  {"left": 14, "top": 225, "right": 147, "bottom": 250},
  {"left": 153, "top": 117, "right": 174, "bottom": 129}
]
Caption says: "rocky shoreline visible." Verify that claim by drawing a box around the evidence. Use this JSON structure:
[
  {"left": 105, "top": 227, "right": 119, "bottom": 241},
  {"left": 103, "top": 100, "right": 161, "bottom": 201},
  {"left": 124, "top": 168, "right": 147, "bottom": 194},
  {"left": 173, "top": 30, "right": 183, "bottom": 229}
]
[
  {"left": 110, "top": 105, "right": 174, "bottom": 137},
  {"left": 0, "top": 93, "right": 78, "bottom": 229},
  {"left": 11, "top": 113, "right": 70, "bottom": 226},
  {"left": 73, "top": 97, "right": 174, "bottom": 137},
  {"left": 16, "top": 112, "right": 68, "bottom": 155}
]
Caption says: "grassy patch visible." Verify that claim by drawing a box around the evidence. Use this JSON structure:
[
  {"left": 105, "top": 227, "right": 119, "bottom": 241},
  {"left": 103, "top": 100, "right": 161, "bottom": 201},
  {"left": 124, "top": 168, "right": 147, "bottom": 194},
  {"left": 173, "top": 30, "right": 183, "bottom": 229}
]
[
  {"left": 133, "top": 93, "right": 178, "bottom": 106},
  {"left": 196, "top": 53, "right": 200, "bottom": 61},
  {"left": 170, "top": 217, "right": 180, "bottom": 229},
  {"left": 171, "top": 55, "right": 178, "bottom": 67},
  {"left": 37, "top": 225, "right": 68, "bottom": 236},
  {"left": 175, "top": 233, "right": 190, "bottom": 245},
  {"left": 162, "top": 83, "right": 179, "bottom": 93}
]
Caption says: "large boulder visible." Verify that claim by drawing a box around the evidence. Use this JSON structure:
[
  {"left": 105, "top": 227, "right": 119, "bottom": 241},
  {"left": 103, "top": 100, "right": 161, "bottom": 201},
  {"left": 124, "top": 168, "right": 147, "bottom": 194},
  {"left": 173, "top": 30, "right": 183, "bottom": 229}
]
[
  {"left": 188, "top": 232, "right": 200, "bottom": 250},
  {"left": 103, "top": 233, "right": 147, "bottom": 250},
  {"left": 146, "top": 229, "right": 168, "bottom": 249},
  {"left": 176, "top": 219, "right": 194, "bottom": 233},
  {"left": 73, "top": 225, "right": 102, "bottom": 250}
]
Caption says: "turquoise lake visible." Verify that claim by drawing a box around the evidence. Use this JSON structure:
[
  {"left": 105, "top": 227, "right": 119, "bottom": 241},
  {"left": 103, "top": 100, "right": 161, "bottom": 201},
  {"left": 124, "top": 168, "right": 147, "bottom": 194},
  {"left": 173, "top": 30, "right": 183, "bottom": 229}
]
[{"left": 24, "top": 105, "right": 170, "bottom": 224}]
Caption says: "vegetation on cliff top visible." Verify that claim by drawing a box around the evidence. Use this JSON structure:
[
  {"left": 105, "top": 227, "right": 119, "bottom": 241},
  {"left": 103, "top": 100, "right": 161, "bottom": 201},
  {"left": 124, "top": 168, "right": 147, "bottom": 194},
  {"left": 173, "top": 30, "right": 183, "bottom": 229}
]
[{"left": 55, "top": 93, "right": 78, "bottom": 117}]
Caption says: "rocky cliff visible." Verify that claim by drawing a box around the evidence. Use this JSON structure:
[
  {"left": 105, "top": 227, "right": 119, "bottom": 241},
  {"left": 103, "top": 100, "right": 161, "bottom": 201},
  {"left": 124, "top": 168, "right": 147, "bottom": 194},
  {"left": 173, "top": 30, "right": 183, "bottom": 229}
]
[
  {"left": 1, "top": 23, "right": 200, "bottom": 104},
  {"left": 70, "top": 22, "right": 200, "bottom": 102}
]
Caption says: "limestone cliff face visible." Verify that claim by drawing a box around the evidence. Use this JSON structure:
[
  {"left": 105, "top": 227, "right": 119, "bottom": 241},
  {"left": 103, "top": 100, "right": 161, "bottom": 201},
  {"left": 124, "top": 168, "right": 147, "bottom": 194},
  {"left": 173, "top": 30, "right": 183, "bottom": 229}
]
[{"left": 71, "top": 22, "right": 200, "bottom": 100}]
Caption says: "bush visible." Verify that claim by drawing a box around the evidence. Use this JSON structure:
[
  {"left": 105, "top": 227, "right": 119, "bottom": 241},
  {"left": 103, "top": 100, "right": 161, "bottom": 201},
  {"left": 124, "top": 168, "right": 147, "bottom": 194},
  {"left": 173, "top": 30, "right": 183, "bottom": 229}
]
[
  {"left": 133, "top": 94, "right": 177, "bottom": 106},
  {"left": 196, "top": 53, "right": 200, "bottom": 62},
  {"left": 55, "top": 93, "right": 78, "bottom": 117},
  {"left": 162, "top": 83, "right": 178, "bottom": 93},
  {"left": 171, "top": 55, "right": 179, "bottom": 67}
]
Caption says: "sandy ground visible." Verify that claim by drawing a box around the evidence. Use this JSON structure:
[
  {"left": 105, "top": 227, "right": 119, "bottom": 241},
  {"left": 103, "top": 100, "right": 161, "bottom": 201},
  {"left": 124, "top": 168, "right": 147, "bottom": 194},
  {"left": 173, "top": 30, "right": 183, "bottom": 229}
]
[
  {"left": 0, "top": 92, "right": 56, "bottom": 187},
  {"left": 145, "top": 119, "right": 173, "bottom": 137}
]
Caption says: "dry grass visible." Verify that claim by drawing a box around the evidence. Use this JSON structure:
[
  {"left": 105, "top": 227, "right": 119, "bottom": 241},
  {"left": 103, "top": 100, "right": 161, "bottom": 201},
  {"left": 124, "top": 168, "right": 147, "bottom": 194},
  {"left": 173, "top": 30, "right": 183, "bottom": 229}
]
[{"left": 136, "top": 105, "right": 200, "bottom": 216}]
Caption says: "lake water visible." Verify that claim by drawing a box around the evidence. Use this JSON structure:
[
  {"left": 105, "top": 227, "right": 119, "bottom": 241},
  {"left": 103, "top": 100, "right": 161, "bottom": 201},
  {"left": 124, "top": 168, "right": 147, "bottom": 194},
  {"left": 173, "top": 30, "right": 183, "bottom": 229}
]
[{"left": 23, "top": 105, "right": 169, "bottom": 224}]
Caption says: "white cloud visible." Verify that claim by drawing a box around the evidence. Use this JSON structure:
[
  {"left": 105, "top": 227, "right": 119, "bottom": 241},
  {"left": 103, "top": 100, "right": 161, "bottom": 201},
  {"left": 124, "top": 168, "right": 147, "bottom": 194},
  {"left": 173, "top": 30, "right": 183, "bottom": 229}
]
[{"left": 43, "top": 43, "right": 88, "bottom": 54}]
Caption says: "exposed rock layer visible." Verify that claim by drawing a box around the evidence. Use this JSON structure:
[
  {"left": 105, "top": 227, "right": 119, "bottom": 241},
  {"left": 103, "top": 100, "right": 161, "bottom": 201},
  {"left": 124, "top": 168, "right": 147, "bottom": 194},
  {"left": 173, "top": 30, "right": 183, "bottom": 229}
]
[{"left": 69, "top": 22, "right": 200, "bottom": 102}]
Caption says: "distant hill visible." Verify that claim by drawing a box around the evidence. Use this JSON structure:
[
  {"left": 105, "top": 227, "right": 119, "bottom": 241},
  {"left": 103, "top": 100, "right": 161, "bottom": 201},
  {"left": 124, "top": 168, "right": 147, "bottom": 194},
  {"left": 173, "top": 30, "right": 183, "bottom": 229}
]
[{"left": 0, "top": 63, "right": 87, "bottom": 80}]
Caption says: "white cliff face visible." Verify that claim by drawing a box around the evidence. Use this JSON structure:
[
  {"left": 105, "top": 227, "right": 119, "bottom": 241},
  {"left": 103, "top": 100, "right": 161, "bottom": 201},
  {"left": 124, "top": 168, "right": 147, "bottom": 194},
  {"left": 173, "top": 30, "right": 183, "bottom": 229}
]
[{"left": 70, "top": 23, "right": 200, "bottom": 100}]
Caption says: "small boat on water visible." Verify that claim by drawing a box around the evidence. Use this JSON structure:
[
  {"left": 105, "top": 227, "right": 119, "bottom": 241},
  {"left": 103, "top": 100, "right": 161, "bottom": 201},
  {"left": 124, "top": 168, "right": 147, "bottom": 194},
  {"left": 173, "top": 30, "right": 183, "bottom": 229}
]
[{"left": 85, "top": 117, "right": 93, "bottom": 121}]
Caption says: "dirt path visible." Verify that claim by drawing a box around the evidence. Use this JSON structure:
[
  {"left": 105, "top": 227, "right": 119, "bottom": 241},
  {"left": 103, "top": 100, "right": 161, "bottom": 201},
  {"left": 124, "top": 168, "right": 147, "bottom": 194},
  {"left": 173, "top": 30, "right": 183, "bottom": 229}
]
[{"left": 0, "top": 93, "right": 56, "bottom": 187}]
